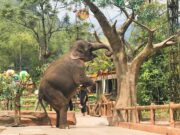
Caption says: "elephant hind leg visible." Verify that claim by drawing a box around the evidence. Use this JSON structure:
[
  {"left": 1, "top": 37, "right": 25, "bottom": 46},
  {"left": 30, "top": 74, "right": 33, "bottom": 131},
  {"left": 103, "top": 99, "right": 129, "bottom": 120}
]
[
  {"left": 38, "top": 94, "right": 52, "bottom": 127},
  {"left": 55, "top": 110, "right": 59, "bottom": 128},
  {"left": 59, "top": 106, "right": 69, "bottom": 129},
  {"left": 41, "top": 88, "right": 69, "bottom": 129}
]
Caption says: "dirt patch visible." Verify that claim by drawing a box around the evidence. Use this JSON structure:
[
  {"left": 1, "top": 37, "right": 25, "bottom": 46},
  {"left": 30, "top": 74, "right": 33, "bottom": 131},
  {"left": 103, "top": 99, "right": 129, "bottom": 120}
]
[
  {"left": 0, "top": 111, "right": 56, "bottom": 126},
  {"left": 0, "top": 111, "right": 76, "bottom": 126},
  {"left": 0, "top": 126, "right": 6, "bottom": 133}
]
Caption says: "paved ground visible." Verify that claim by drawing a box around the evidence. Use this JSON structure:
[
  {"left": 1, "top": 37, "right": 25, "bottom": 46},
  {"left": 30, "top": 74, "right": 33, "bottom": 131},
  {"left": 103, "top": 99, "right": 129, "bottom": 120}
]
[{"left": 0, "top": 113, "right": 160, "bottom": 135}]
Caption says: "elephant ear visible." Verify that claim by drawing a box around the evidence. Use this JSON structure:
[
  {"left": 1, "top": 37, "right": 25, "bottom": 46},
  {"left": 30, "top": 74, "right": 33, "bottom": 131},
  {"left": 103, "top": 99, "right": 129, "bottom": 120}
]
[{"left": 70, "top": 48, "right": 84, "bottom": 60}]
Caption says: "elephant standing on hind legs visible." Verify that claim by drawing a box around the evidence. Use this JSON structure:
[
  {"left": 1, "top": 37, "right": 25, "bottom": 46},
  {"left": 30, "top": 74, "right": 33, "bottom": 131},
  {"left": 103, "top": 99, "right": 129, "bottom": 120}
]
[{"left": 38, "top": 40, "right": 111, "bottom": 129}]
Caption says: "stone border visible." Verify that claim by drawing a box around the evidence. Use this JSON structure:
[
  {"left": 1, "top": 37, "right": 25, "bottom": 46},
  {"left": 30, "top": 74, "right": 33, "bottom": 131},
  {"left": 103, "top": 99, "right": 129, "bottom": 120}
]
[{"left": 117, "top": 122, "right": 180, "bottom": 135}]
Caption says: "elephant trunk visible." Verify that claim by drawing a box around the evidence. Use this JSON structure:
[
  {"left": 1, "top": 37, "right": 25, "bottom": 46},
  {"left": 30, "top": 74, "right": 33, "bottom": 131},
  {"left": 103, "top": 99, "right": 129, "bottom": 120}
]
[{"left": 91, "top": 42, "right": 113, "bottom": 57}]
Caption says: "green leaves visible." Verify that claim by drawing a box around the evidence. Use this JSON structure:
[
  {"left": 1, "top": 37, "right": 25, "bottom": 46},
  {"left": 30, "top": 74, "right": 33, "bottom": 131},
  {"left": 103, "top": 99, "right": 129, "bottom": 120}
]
[
  {"left": 115, "top": 0, "right": 124, "bottom": 6},
  {"left": 86, "top": 49, "right": 114, "bottom": 74},
  {"left": 1, "top": 4, "right": 14, "bottom": 19},
  {"left": 128, "top": 2, "right": 171, "bottom": 105},
  {"left": 137, "top": 51, "right": 170, "bottom": 105},
  {"left": 128, "top": 0, "right": 145, "bottom": 11}
]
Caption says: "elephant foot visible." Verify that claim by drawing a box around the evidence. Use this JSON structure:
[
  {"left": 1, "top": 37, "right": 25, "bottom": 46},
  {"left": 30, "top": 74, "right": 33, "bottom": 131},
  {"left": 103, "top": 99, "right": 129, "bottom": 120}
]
[{"left": 59, "top": 124, "right": 69, "bottom": 129}]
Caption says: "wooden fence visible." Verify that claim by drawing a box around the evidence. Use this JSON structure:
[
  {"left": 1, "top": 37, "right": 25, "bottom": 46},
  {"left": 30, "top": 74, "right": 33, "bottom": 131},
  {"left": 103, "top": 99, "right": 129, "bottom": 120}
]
[
  {"left": 88, "top": 101, "right": 114, "bottom": 117},
  {"left": 116, "top": 102, "right": 180, "bottom": 127}
]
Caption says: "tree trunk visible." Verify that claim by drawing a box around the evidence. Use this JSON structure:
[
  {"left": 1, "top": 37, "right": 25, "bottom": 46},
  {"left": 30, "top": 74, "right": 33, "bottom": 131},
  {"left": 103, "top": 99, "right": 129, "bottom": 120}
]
[
  {"left": 114, "top": 61, "right": 138, "bottom": 122},
  {"left": 14, "top": 92, "right": 21, "bottom": 125}
]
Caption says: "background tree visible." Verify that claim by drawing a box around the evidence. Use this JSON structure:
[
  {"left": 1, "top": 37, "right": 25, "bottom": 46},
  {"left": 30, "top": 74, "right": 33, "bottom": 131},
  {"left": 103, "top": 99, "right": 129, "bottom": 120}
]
[
  {"left": 1, "top": 0, "right": 72, "bottom": 61},
  {"left": 134, "top": 3, "right": 171, "bottom": 105},
  {"left": 83, "top": 0, "right": 177, "bottom": 122}
]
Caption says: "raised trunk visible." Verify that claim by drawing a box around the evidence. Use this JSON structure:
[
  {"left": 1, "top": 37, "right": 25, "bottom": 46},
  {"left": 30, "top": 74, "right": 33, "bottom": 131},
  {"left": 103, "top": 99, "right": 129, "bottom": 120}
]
[{"left": 91, "top": 42, "right": 112, "bottom": 57}]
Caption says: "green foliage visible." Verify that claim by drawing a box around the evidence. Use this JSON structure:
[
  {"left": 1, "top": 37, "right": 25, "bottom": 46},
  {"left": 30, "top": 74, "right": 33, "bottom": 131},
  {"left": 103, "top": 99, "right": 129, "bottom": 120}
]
[
  {"left": 0, "top": 0, "right": 74, "bottom": 60},
  {"left": 137, "top": 51, "right": 170, "bottom": 105},
  {"left": 130, "top": 3, "right": 167, "bottom": 45},
  {"left": 86, "top": 49, "right": 114, "bottom": 74},
  {"left": 94, "top": 0, "right": 145, "bottom": 11},
  {"left": 132, "top": 3, "right": 170, "bottom": 105},
  {"left": 0, "top": 76, "right": 17, "bottom": 101}
]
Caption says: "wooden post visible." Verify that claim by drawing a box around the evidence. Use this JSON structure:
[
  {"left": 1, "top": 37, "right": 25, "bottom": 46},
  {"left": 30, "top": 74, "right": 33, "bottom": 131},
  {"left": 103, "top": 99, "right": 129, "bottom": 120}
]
[
  {"left": 125, "top": 110, "right": 129, "bottom": 122},
  {"left": 170, "top": 102, "right": 175, "bottom": 127},
  {"left": 106, "top": 103, "right": 109, "bottom": 116},
  {"left": 135, "top": 106, "right": 140, "bottom": 123},
  {"left": 103, "top": 104, "right": 106, "bottom": 116},
  {"left": 150, "top": 103, "right": 155, "bottom": 125},
  {"left": 99, "top": 103, "right": 102, "bottom": 116},
  {"left": 110, "top": 102, "right": 113, "bottom": 116}
]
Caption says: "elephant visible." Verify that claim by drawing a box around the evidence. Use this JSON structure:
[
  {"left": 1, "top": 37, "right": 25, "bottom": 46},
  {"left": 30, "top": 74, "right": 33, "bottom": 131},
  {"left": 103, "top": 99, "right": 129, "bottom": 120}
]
[{"left": 38, "top": 40, "right": 110, "bottom": 129}]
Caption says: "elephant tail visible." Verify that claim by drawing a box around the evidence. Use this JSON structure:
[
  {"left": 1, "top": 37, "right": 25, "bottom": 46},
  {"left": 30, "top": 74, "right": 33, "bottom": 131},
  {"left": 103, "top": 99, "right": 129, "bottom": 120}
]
[{"left": 38, "top": 96, "right": 53, "bottom": 127}]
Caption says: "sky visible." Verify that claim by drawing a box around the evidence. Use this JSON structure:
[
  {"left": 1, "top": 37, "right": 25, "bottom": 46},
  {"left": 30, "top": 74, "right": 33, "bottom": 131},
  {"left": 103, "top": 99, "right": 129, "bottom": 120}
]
[
  {"left": 58, "top": 4, "right": 130, "bottom": 39},
  {"left": 57, "top": 0, "right": 178, "bottom": 40}
]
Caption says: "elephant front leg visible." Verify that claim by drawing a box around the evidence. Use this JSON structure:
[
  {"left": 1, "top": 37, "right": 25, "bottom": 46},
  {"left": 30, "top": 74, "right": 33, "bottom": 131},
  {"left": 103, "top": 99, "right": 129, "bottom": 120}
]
[{"left": 59, "top": 106, "right": 69, "bottom": 129}]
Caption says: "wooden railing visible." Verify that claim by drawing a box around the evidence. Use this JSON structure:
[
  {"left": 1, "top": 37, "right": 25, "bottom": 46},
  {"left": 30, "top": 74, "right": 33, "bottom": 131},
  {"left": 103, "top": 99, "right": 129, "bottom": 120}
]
[
  {"left": 116, "top": 102, "right": 180, "bottom": 127},
  {"left": 88, "top": 101, "right": 114, "bottom": 117}
]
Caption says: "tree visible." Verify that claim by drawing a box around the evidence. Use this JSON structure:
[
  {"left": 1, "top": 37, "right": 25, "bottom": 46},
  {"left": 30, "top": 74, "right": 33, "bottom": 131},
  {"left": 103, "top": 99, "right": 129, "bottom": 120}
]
[
  {"left": 83, "top": 0, "right": 177, "bottom": 122},
  {"left": 1, "top": 0, "right": 71, "bottom": 61},
  {"left": 133, "top": 3, "right": 171, "bottom": 105}
]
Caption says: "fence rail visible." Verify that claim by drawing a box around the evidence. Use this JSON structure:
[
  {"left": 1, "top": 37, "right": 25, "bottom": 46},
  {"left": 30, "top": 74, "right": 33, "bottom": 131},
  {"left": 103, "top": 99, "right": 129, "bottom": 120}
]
[{"left": 116, "top": 102, "right": 180, "bottom": 127}]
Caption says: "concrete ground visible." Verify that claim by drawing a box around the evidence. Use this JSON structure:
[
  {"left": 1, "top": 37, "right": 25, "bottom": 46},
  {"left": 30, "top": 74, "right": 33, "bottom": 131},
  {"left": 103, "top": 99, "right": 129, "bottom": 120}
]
[{"left": 0, "top": 113, "right": 161, "bottom": 135}]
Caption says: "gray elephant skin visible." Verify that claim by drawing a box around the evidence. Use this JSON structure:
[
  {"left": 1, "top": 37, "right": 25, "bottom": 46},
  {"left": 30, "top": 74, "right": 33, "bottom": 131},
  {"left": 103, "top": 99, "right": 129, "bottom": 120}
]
[{"left": 38, "top": 40, "right": 110, "bottom": 128}]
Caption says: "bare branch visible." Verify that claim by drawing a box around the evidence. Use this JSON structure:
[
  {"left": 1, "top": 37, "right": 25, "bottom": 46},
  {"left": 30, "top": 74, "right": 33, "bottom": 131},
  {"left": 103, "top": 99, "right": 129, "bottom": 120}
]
[
  {"left": 115, "top": 5, "right": 129, "bottom": 18},
  {"left": 132, "top": 35, "right": 176, "bottom": 70},
  {"left": 84, "top": 0, "right": 112, "bottom": 38},
  {"left": 133, "top": 20, "right": 156, "bottom": 32},
  {"left": 47, "top": 0, "right": 58, "bottom": 35},
  {"left": 153, "top": 35, "right": 176, "bottom": 50},
  {"left": 93, "top": 31, "right": 102, "bottom": 43},
  {"left": 124, "top": 40, "right": 133, "bottom": 53},
  {"left": 133, "top": 20, "right": 156, "bottom": 47},
  {"left": 147, "top": 31, "right": 155, "bottom": 47},
  {"left": 119, "top": 12, "right": 134, "bottom": 35},
  {"left": 133, "top": 41, "right": 146, "bottom": 53},
  {"left": 112, "top": 20, "right": 117, "bottom": 33},
  {"left": 49, "top": 27, "right": 63, "bottom": 35},
  {"left": 7, "top": 18, "right": 40, "bottom": 42},
  {"left": 84, "top": 0, "right": 122, "bottom": 52},
  {"left": 124, "top": 40, "right": 146, "bottom": 60}
]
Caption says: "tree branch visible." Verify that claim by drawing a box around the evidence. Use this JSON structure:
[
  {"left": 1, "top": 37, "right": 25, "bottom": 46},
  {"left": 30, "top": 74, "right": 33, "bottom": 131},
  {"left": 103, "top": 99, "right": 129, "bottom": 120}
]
[
  {"left": 115, "top": 5, "right": 129, "bottom": 18},
  {"left": 112, "top": 20, "right": 117, "bottom": 33},
  {"left": 132, "top": 35, "right": 176, "bottom": 71},
  {"left": 47, "top": 0, "right": 58, "bottom": 35},
  {"left": 84, "top": 0, "right": 123, "bottom": 52},
  {"left": 133, "top": 20, "right": 156, "bottom": 31},
  {"left": 133, "top": 20, "right": 156, "bottom": 47},
  {"left": 133, "top": 41, "right": 146, "bottom": 54},
  {"left": 124, "top": 40, "right": 133, "bottom": 53},
  {"left": 119, "top": 12, "right": 134, "bottom": 36},
  {"left": 93, "top": 31, "right": 102, "bottom": 43},
  {"left": 83, "top": 0, "right": 112, "bottom": 39},
  {"left": 153, "top": 35, "right": 176, "bottom": 50},
  {"left": 115, "top": 5, "right": 134, "bottom": 37},
  {"left": 8, "top": 18, "right": 40, "bottom": 42}
]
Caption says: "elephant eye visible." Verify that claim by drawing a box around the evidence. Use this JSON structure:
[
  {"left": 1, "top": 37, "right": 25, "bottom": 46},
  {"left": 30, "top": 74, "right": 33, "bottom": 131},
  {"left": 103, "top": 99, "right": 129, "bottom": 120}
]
[{"left": 87, "top": 44, "right": 92, "bottom": 51}]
